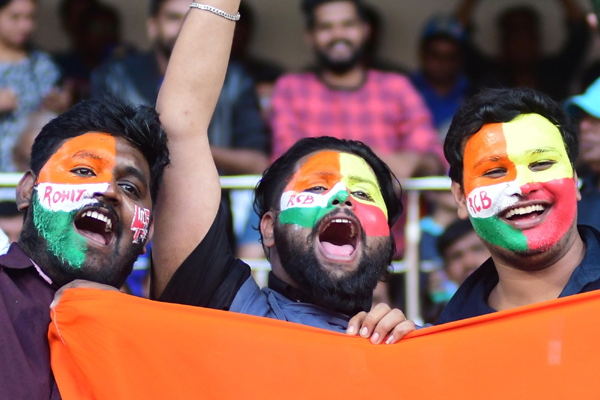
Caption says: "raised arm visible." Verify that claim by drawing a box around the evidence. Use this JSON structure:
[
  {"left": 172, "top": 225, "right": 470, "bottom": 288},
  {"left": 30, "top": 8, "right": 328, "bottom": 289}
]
[{"left": 153, "top": 1, "right": 240, "bottom": 297}]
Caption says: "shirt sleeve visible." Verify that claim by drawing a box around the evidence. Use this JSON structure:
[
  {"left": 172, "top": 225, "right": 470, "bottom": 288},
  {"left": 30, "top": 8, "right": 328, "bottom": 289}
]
[
  {"left": 32, "top": 51, "right": 61, "bottom": 96},
  {"left": 270, "top": 75, "right": 304, "bottom": 160},
  {"left": 157, "top": 204, "right": 252, "bottom": 310},
  {"left": 392, "top": 77, "right": 444, "bottom": 161}
]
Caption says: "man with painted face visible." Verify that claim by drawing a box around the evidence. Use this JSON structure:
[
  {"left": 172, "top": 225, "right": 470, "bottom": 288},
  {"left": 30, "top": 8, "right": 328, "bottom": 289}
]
[
  {"left": 436, "top": 87, "right": 600, "bottom": 324},
  {"left": 0, "top": 98, "right": 169, "bottom": 399}
]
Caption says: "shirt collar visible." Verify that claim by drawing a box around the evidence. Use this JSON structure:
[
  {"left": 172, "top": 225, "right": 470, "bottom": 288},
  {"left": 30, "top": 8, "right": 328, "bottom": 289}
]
[
  {"left": 1, "top": 243, "right": 54, "bottom": 286},
  {"left": 267, "top": 271, "right": 372, "bottom": 315},
  {"left": 560, "top": 225, "right": 600, "bottom": 296}
]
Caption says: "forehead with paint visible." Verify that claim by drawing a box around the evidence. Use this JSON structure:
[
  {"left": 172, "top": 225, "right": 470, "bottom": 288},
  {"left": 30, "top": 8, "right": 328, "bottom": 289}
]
[
  {"left": 279, "top": 150, "right": 390, "bottom": 237},
  {"left": 460, "top": 113, "right": 577, "bottom": 253}
]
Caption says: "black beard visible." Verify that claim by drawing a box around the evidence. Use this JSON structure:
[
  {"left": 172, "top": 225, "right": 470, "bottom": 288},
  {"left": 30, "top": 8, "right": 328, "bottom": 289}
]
[
  {"left": 274, "top": 220, "right": 393, "bottom": 316},
  {"left": 18, "top": 205, "right": 142, "bottom": 289},
  {"left": 315, "top": 40, "right": 366, "bottom": 74},
  {"left": 155, "top": 38, "right": 175, "bottom": 61}
]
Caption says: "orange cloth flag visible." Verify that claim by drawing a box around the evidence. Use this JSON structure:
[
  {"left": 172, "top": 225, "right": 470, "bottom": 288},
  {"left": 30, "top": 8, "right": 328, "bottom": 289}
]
[{"left": 50, "top": 288, "right": 600, "bottom": 400}]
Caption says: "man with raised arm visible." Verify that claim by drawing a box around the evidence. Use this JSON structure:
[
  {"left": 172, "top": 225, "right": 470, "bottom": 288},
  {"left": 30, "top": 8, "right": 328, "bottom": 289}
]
[{"left": 150, "top": 0, "right": 415, "bottom": 343}]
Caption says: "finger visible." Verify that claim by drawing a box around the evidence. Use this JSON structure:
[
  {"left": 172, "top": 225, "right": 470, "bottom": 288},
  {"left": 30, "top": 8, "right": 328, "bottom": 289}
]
[
  {"left": 385, "top": 320, "right": 417, "bottom": 345},
  {"left": 346, "top": 311, "right": 367, "bottom": 335},
  {"left": 370, "top": 308, "right": 406, "bottom": 344},
  {"left": 359, "top": 303, "right": 392, "bottom": 338}
]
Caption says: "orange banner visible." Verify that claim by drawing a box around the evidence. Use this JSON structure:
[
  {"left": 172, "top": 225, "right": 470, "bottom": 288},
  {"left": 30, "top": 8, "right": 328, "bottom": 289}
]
[{"left": 50, "top": 288, "right": 600, "bottom": 400}]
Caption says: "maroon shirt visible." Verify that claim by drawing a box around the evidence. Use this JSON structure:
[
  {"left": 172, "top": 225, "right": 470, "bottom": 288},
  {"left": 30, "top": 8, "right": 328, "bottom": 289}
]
[{"left": 0, "top": 243, "right": 61, "bottom": 399}]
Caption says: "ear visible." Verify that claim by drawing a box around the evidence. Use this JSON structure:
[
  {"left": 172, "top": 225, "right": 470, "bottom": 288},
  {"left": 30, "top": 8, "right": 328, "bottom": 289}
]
[
  {"left": 361, "top": 21, "right": 371, "bottom": 40},
  {"left": 260, "top": 211, "right": 276, "bottom": 249},
  {"left": 16, "top": 171, "right": 35, "bottom": 211},
  {"left": 574, "top": 170, "right": 582, "bottom": 201},
  {"left": 147, "top": 17, "right": 157, "bottom": 41},
  {"left": 450, "top": 181, "right": 470, "bottom": 220}
]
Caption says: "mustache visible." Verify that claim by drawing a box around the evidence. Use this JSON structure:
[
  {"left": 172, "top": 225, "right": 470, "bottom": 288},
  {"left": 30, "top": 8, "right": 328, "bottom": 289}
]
[{"left": 326, "top": 39, "right": 354, "bottom": 50}]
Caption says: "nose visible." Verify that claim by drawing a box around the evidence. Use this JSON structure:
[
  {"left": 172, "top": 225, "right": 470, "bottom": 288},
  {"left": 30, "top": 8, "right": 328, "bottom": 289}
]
[
  {"left": 329, "top": 189, "right": 353, "bottom": 208},
  {"left": 520, "top": 181, "right": 542, "bottom": 195},
  {"left": 94, "top": 182, "right": 121, "bottom": 205}
]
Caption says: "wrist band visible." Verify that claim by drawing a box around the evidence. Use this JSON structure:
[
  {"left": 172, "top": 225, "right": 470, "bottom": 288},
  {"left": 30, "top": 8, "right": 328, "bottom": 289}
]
[{"left": 189, "top": 3, "right": 241, "bottom": 21}]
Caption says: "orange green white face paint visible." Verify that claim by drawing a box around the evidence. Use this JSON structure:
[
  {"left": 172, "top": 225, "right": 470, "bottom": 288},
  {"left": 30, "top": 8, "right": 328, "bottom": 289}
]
[
  {"left": 463, "top": 114, "right": 577, "bottom": 253},
  {"left": 31, "top": 133, "right": 150, "bottom": 270},
  {"left": 279, "top": 151, "right": 389, "bottom": 237}
]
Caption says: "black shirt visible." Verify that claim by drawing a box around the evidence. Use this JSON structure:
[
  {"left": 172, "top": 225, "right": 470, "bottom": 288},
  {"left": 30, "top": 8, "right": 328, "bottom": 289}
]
[{"left": 437, "top": 225, "right": 600, "bottom": 324}]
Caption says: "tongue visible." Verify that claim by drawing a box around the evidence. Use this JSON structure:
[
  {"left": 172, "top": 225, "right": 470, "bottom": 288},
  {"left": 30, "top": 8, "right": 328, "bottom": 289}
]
[
  {"left": 321, "top": 242, "right": 354, "bottom": 257},
  {"left": 77, "top": 229, "right": 106, "bottom": 245}
]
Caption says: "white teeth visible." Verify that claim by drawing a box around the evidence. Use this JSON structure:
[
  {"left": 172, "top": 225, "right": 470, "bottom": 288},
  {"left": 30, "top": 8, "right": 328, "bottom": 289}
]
[
  {"left": 504, "top": 204, "right": 546, "bottom": 219},
  {"left": 80, "top": 209, "right": 113, "bottom": 232},
  {"left": 328, "top": 218, "right": 356, "bottom": 238},
  {"left": 105, "top": 218, "right": 112, "bottom": 233}
]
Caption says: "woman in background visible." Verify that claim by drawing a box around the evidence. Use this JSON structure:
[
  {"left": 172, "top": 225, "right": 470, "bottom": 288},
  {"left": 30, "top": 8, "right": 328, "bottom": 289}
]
[{"left": 0, "top": 0, "right": 68, "bottom": 172}]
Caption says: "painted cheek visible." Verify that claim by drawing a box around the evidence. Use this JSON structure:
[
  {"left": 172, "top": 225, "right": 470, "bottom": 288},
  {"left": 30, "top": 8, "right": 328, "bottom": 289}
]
[
  {"left": 523, "top": 178, "right": 577, "bottom": 251},
  {"left": 131, "top": 205, "right": 151, "bottom": 244},
  {"left": 353, "top": 202, "right": 389, "bottom": 236}
]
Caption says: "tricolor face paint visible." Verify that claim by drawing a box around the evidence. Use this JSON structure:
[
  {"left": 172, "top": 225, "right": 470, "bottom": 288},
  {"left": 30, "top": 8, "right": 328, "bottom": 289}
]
[
  {"left": 279, "top": 151, "right": 389, "bottom": 237},
  {"left": 462, "top": 114, "right": 577, "bottom": 253},
  {"left": 33, "top": 133, "right": 118, "bottom": 269}
]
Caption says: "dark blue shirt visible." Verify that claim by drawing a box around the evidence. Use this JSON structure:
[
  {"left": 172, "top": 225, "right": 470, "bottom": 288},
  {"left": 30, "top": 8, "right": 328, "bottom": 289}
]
[
  {"left": 436, "top": 225, "right": 600, "bottom": 324},
  {"left": 577, "top": 172, "right": 600, "bottom": 231},
  {"left": 410, "top": 72, "right": 470, "bottom": 129}
]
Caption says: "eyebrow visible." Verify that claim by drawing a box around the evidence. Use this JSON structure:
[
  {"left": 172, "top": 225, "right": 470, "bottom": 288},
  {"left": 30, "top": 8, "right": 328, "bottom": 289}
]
[
  {"left": 71, "top": 150, "right": 103, "bottom": 161},
  {"left": 473, "top": 155, "right": 510, "bottom": 169},
  {"left": 527, "top": 148, "right": 560, "bottom": 156},
  {"left": 346, "top": 175, "right": 377, "bottom": 186},
  {"left": 119, "top": 165, "right": 149, "bottom": 189}
]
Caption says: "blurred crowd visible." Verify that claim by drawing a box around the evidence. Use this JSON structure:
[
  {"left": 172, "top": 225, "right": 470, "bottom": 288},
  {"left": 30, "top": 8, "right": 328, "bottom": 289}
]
[{"left": 1, "top": 0, "right": 600, "bottom": 322}]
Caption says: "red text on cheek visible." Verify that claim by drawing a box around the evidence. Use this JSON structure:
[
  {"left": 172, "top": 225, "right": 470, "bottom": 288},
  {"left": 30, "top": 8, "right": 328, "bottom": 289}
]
[{"left": 131, "top": 205, "right": 151, "bottom": 244}]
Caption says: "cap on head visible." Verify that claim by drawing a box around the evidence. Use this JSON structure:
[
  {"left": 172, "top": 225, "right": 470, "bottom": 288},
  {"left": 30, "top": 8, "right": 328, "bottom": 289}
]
[
  {"left": 565, "top": 77, "right": 600, "bottom": 119},
  {"left": 421, "top": 15, "right": 466, "bottom": 43}
]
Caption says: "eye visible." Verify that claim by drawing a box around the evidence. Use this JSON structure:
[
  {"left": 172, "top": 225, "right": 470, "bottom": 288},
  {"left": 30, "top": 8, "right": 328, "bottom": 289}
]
[
  {"left": 71, "top": 167, "right": 96, "bottom": 177},
  {"left": 481, "top": 168, "right": 507, "bottom": 178},
  {"left": 119, "top": 182, "right": 141, "bottom": 198},
  {"left": 305, "top": 186, "right": 328, "bottom": 193},
  {"left": 529, "top": 160, "right": 556, "bottom": 172},
  {"left": 352, "top": 190, "right": 373, "bottom": 201}
]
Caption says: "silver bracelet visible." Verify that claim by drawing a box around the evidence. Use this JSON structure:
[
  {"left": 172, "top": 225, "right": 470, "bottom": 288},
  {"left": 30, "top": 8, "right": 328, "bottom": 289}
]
[{"left": 189, "top": 3, "right": 240, "bottom": 21}]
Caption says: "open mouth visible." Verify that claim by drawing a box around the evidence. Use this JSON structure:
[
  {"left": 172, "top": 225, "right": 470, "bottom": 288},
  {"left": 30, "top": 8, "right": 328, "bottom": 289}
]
[
  {"left": 317, "top": 217, "right": 360, "bottom": 260},
  {"left": 74, "top": 208, "right": 116, "bottom": 246},
  {"left": 500, "top": 202, "right": 549, "bottom": 227}
]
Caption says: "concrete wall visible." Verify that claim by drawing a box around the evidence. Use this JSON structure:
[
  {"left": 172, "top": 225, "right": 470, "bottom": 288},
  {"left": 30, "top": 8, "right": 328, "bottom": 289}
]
[{"left": 34, "top": 0, "right": 593, "bottom": 72}]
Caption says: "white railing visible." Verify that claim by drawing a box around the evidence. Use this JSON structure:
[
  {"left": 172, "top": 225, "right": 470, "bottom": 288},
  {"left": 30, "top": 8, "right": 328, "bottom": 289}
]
[{"left": 0, "top": 173, "right": 452, "bottom": 323}]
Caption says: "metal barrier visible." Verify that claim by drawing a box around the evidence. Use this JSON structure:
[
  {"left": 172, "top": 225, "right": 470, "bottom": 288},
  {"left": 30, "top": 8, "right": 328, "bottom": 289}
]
[{"left": 0, "top": 173, "right": 452, "bottom": 324}]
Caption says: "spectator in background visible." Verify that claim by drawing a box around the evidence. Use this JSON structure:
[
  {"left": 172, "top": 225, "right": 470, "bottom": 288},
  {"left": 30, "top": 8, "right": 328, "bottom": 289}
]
[
  {"left": 423, "top": 218, "right": 490, "bottom": 323},
  {"left": 362, "top": 4, "right": 408, "bottom": 74},
  {"left": 92, "top": 0, "right": 268, "bottom": 177},
  {"left": 12, "top": 110, "right": 57, "bottom": 171},
  {"left": 411, "top": 15, "right": 471, "bottom": 138},
  {"left": 0, "top": 0, "right": 69, "bottom": 172},
  {"left": 55, "top": 0, "right": 133, "bottom": 101},
  {"left": 565, "top": 77, "right": 600, "bottom": 230},
  {"left": 456, "top": 0, "right": 590, "bottom": 101},
  {"left": 0, "top": 188, "right": 21, "bottom": 254}
]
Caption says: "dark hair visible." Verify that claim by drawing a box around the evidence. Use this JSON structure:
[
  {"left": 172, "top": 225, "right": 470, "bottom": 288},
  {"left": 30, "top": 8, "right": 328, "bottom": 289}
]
[
  {"left": 444, "top": 87, "right": 578, "bottom": 185},
  {"left": 498, "top": 6, "right": 539, "bottom": 33},
  {"left": 301, "top": 0, "right": 367, "bottom": 29},
  {"left": 254, "top": 136, "right": 402, "bottom": 232},
  {"left": 149, "top": 0, "right": 168, "bottom": 17},
  {"left": 436, "top": 218, "right": 474, "bottom": 257},
  {"left": 31, "top": 96, "right": 170, "bottom": 204}
]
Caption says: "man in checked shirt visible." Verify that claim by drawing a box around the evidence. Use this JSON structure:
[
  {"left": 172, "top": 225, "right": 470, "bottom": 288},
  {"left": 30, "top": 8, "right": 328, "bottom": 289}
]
[{"left": 270, "top": 0, "right": 444, "bottom": 261}]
